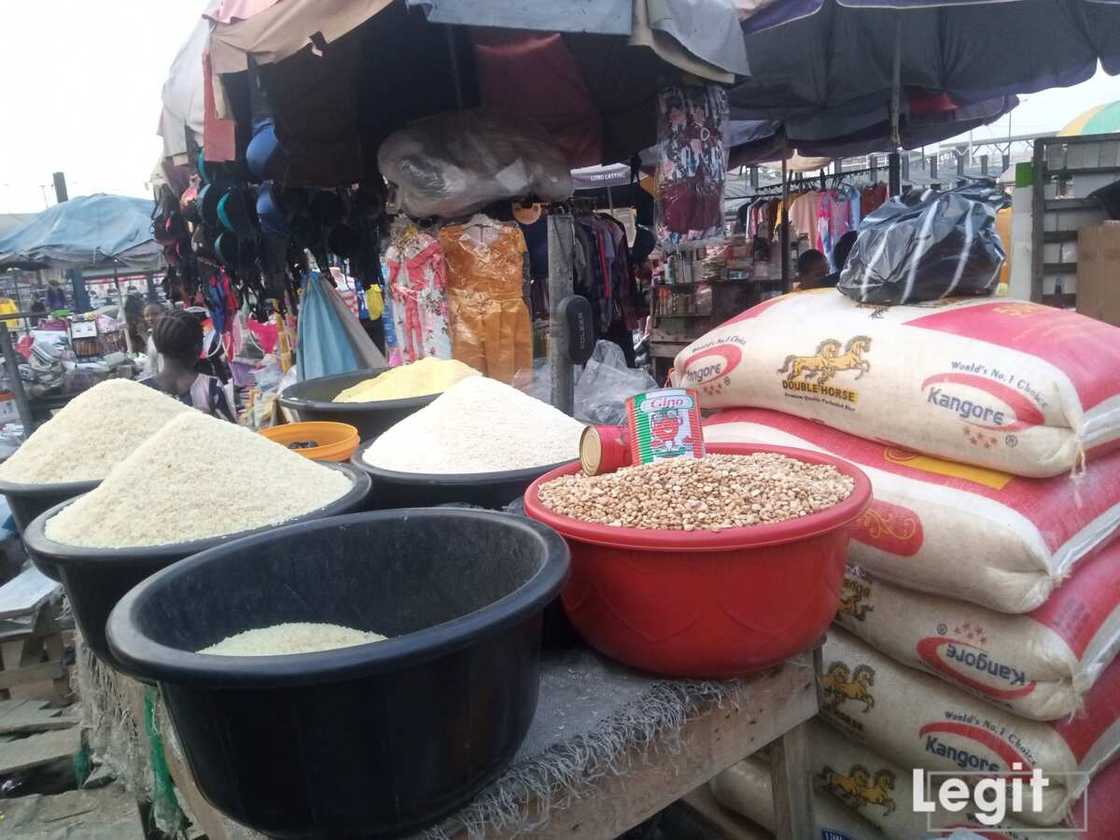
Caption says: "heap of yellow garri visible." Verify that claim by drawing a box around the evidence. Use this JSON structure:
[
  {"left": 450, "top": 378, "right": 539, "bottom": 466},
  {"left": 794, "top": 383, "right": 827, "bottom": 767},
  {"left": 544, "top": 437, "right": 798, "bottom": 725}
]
[{"left": 333, "top": 357, "right": 479, "bottom": 403}]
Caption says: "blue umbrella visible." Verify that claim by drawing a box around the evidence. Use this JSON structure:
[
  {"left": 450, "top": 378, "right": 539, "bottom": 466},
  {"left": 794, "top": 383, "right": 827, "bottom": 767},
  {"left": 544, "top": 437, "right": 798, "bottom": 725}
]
[{"left": 733, "top": 0, "right": 1120, "bottom": 121}]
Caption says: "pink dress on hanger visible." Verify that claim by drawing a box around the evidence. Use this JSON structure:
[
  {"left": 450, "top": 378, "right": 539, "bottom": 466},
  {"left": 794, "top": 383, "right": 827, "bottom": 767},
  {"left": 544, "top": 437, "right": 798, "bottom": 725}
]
[{"left": 384, "top": 231, "right": 452, "bottom": 364}]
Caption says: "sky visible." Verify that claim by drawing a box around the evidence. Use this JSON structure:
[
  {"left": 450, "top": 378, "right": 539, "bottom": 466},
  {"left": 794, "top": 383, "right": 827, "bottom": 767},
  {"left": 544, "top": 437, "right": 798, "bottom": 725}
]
[
  {"left": 0, "top": 1, "right": 203, "bottom": 214},
  {"left": 0, "top": 3, "right": 1117, "bottom": 214}
]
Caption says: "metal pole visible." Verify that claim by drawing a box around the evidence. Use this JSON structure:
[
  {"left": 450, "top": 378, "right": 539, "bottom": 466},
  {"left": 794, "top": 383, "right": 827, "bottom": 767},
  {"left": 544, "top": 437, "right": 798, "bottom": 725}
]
[
  {"left": 780, "top": 157, "right": 790, "bottom": 292},
  {"left": 547, "top": 214, "right": 575, "bottom": 414},
  {"left": 888, "top": 16, "right": 903, "bottom": 197},
  {"left": 445, "top": 27, "right": 464, "bottom": 110},
  {"left": 889, "top": 152, "right": 901, "bottom": 197},
  {"left": 0, "top": 323, "right": 34, "bottom": 437}
]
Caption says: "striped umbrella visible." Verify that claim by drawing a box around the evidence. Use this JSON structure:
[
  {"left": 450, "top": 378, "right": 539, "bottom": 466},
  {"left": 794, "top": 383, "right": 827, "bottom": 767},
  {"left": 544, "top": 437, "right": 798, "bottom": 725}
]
[{"left": 1059, "top": 100, "right": 1120, "bottom": 136}]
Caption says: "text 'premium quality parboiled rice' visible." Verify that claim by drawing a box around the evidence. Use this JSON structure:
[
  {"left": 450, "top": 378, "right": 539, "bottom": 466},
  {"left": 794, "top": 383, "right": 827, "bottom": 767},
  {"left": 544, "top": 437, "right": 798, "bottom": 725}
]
[
  {"left": 45, "top": 412, "right": 352, "bottom": 548},
  {"left": 0, "top": 379, "right": 190, "bottom": 484},
  {"left": 364, "top": 376, "right": 584, "bottom": 474}
]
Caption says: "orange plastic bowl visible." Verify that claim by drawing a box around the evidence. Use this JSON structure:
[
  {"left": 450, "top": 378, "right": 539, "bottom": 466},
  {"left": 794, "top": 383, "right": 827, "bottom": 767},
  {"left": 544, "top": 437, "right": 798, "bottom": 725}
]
[
  {"left": 261, "top": 421, "right": 360, "bottom": 462},
  {"left": 523, "top": 444, "right": 872, "bottom": 678}
]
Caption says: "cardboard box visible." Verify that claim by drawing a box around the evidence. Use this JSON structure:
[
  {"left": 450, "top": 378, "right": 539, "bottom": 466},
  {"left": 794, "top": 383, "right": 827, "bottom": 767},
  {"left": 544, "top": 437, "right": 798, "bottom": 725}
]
[{"left": 1078, "top": 221, "right": 1120, "bottom": 326}]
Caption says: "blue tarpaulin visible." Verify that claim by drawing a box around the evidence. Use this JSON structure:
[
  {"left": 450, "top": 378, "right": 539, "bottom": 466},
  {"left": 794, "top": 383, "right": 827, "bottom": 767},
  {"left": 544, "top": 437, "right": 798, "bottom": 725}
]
[{"left": 0, "top": 194, "right": 160, "bottom": 271}]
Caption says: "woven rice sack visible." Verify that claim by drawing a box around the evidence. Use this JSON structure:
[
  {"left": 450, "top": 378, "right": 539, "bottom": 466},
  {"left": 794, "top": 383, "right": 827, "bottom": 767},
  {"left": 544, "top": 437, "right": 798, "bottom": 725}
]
[
  {"left": 704, "top": 408, "right": 1120, "bottom": 613},
  {"left": 675, "top": 293, "right": 1120, "bottom": 477},
  {"left": 820, "top": 630, "right": 1120, "bottom": 827},
  {"left": 835, "top": 549, "right": 1120, "bottom": 721},
  {"left": 708, "top": 753, "right": 886, "bottom": 840},
  {"left": 807, "top": 719, "right": 1117, "bottom": 839}
]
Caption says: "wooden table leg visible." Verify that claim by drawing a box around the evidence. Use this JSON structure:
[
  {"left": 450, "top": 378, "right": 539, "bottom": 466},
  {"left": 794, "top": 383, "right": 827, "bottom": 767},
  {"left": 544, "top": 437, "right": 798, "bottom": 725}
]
[{"left": 769, "top": 721, "right": 814, "bottom": 840}]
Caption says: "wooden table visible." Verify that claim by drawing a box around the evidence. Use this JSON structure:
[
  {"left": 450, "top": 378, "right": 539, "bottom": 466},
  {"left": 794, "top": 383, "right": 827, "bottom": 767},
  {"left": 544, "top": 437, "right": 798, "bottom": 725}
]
[
  {"left": 467, "top": 654, "right": 818, "bottom": 840},
  {"left": 159, "top": 652, "right": 819, "bottom": 840}
]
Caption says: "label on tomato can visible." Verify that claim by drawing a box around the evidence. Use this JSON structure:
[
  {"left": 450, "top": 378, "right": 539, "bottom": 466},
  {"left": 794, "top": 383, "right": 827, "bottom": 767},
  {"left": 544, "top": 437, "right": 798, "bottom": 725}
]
[{"left": 625, "top": 388, "right": 705, "bottom": 465}]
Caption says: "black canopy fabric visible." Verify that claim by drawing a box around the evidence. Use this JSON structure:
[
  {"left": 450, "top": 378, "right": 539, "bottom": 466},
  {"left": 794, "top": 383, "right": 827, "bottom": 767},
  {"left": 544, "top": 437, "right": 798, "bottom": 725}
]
[
  {"left": 0, "top": 195, "right": 160, "bottom": 271},
  {"left": 206, "top": 0, "right": 747, "bottom": 185},
  {"left": 732, "top": 0, "right": 1120, "bottom": 121}
]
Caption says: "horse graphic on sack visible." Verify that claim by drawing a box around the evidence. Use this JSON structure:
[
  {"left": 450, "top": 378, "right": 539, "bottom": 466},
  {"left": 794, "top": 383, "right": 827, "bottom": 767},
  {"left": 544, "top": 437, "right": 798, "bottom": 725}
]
[{"left": 778, "top": 336, "right": 872, "bottom": 385}]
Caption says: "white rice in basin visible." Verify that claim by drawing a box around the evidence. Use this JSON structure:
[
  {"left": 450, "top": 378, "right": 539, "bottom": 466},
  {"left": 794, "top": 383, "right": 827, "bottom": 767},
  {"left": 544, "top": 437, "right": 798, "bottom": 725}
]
[
  {"left": 0, "top": 379, "right": 190, "bottom": 484},
  {"left": 363, "top": 376, "right": 583, "bottom": 474},
  {"left": 45, "top": 412, "right": 352, "bottom": 548},
  {"left": 200, "top": 622, "right": 387, "bottom": 656}
]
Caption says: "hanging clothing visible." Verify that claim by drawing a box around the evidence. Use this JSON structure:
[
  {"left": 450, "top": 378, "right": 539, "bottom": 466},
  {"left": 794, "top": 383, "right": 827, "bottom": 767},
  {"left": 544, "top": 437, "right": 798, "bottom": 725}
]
[
  {"left": 862, "top": 182, "right": 888, "bottom": 217},
  {"left": 439, "top": 217, "right": 532, "bottom": 384},
  {"left": 787, "top": 191, "right": 821, "bottom": 243},
  {"left": 384, "top": 229, "right": 452, "bottom": 365},
  {"left": 517, "top": 209, "right": 551, "bottom": 320},
  {"left": 656, "top": 84, "right": 729, "bottom": 243}
]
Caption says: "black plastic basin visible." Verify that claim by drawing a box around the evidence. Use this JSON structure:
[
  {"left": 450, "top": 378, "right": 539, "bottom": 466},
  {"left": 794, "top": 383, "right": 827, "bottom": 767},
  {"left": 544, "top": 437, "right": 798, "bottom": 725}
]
[
  {"left": 22, "top": 464, "right": 370, "bottom": 675},
  {"left": 351, "top": 440, "right": 574, "bottom": 510},
  {"left": 279, "top": 370, "right": 437, "bottom": 441},
  {"left": 0, "top": 476, "right": 101, "bottom": 580},
  {"left": 106, "top": 509, "right": 569, "bottom": 840}
]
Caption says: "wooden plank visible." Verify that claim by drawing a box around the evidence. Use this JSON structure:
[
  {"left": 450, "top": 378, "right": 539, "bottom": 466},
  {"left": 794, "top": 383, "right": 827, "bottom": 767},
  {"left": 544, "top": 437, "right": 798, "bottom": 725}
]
[
  {"left": 0, "top": 567, "right": 59, "bottom": 621},
  {"left": 682, "top": 786, "right": 773, "bottom": 840},
  {"left": 768, "top": 722, "right": 814, "bottom": 840},
  {"left": 0, "top": 697, "right": 78, "bottom": 735},
  {"left": 0, "top": 659, "right": 65, "bottom": 691},
  {"left": 476, "top": 657, "right": 818, "bottom": 840},
  {"left": 0, "top": 786, "right": 145, "bottom": 840},
  {"left": 0, "top": 725, "right": 81, "bottom": 774}
]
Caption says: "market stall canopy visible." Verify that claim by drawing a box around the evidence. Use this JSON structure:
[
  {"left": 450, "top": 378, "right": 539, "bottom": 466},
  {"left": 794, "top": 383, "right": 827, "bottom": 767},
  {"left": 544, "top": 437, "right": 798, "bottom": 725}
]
[
  {"left": 158, "top": 14, "right": 209, "bottom": 162},
  {"left": 732, "top": 0, "right": 1120, "bottom": 120},
  {"left": 0, "top": 195, "right": 160, "bottom": 272},
  {"left": 726, "top": 92, "right": 1018, "bottom": 166},
  {"left": 201, "top": 0, "right": 747, "bottom": 183}
]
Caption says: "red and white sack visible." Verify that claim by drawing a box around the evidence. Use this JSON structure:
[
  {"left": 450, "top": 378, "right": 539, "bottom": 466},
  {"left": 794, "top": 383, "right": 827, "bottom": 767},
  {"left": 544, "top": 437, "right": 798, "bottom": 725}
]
[
  {"left": 804, "top": 719, "right": 1096, "bottom": 839},
  {"left": 836, "top": 547, "right": 1120, "bottom": 721},
  {"left": 708, "top": 753, "right": 887, "bottom": 840},
  {"left": 704, "top": 408, "right": 1120, "bottom": 613},
  {"left": 674, "top": 293, "right": 1120, "bottom": 477},
  {"left": 820, "top": 629, "right": 1120, "bottom": 826}
]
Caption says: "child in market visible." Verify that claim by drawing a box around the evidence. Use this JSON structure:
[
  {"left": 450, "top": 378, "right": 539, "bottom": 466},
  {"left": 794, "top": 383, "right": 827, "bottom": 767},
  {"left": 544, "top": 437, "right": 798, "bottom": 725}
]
[{"left": 150, "top": 310, "right": 237, "bottom": 422}]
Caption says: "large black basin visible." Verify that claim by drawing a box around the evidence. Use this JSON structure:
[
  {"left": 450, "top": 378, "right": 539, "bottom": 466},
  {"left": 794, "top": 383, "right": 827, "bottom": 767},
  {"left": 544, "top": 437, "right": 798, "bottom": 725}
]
[
  {"left": 22, "top": 463, "right": 370, "bottom": 674},
  {"left": 106, "top": 509, "right": 569, "bottom": 839},
  {"left": 351, "top": 439, "right": 573, "bottom": 510},
  {"left": 279, "top": 370, "right": 436, "bottom": 441},
  {"left": 0, "top": 476, "right": 100, "bottom": 580}
]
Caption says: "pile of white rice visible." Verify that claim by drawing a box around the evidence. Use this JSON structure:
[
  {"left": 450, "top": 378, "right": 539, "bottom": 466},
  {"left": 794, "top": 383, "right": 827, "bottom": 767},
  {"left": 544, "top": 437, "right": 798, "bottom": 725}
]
[
  {"left": 45, "top": 412, "right": 353, "bottom": 548},
  {"left": 363, "top": 376, "right": 583, "bottom": 474},
  {"left": 0, "top": 379, "right": 190, "bottom": 484},
  {"left": 200, "top": 622, "right": 387, "bottom": 656}
]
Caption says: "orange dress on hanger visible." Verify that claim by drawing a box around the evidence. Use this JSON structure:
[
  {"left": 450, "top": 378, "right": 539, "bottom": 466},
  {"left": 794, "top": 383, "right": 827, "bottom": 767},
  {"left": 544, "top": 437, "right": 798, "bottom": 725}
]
[{"left": 438, "top": 218, "right": 532, "bottom": 383}]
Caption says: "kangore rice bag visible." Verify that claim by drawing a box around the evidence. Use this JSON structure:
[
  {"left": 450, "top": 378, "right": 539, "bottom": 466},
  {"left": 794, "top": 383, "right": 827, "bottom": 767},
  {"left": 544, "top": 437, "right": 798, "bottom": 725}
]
[
  {"left": 704, "top": 408, "right": 1120, "bottom": 613},
  {"left": 820, "top": 629, "right": 1120, "bottom": 827},
  {"left": 836, "top": 545, "right": 1120, "bottom": 722},
  {"left": 674, "top": 293, "right": 1120, "bottom": 478}
]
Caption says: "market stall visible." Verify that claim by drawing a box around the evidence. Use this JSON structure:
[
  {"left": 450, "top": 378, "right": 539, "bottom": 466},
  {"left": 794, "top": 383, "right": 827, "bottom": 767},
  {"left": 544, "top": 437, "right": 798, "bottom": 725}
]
[
  {"left": 9, "top": 2, "right": 1120, "bottom": 840},
  {"left": 0, "top": 194, "right": 164, "bottom": 432}
]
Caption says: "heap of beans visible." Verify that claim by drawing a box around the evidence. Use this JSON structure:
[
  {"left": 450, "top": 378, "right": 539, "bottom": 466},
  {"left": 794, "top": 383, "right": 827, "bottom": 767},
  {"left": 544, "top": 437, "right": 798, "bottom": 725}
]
[{"left": 538, "top": 453, "right": 854, "bottom": 532}]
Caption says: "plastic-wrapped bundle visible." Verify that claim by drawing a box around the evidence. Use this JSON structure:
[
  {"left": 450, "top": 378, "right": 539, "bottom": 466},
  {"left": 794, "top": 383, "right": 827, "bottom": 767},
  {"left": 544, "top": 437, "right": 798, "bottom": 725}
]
[
  {"left": 839, "top": 183, "right": 1009, "bottom": 305},
  {"left": 378, "top": 110, "right": 572, "bottom": 220}
]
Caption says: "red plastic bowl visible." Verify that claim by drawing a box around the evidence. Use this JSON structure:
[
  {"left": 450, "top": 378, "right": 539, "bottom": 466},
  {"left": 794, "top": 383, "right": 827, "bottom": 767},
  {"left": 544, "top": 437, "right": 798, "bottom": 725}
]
[{"left": 523, "top": 444, "right": 872, "bottom": 678}]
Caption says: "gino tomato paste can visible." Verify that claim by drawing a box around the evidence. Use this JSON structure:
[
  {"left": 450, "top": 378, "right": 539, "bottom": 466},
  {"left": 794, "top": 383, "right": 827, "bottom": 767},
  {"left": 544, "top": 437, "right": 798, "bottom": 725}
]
[
  {"left": 580, "top": 425, "right": 630, "bottom": 476},
  {"left": 625, "top": 388, "right": 705, "bottom": 465}
]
